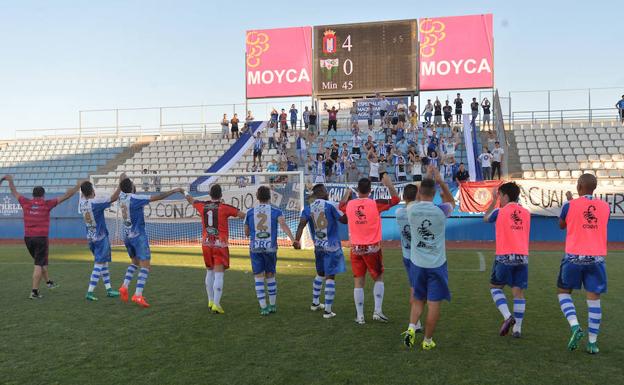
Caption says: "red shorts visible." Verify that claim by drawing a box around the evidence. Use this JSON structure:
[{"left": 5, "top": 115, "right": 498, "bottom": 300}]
[
  {"left": 202, "top": 246, "right": 230, "bottom": 269},
  {"left": 350, "top": 244, "right": 384, "bottom": 279}
]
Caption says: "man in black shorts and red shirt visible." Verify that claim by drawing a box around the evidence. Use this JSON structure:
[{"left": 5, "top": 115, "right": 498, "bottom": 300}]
[{"left": 1, "top": 175, "right": 81, "bottom": 299}]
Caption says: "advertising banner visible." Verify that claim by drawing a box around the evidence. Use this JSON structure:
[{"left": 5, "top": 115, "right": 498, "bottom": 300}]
[
  {"left": 246, "top": 27, "right": 313, "bottom": 98},
  {"left": 419, "top": 14, "right": 494, "bottom": 90},
  {"left": 354, "top": 97, "right": 409, "bottom": 119}
]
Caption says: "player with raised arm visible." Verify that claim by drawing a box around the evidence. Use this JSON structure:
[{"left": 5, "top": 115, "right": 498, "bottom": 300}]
[
  {"left": 397, "top": 184, "right": 423, "bottom": 346},
  {"left": 295, "top": 184, "right": 347, "bottom": 319},
  {"left": 403, "top": 166, "right": 455, "bottom": 350},
  {"left": 483, "top": 182, "right": 531, "bottom": 338},
  {"left": 245, "top": 186, "right": 299, "bottom": 315},
  {"left": 1, "top": 175, "right": 81, "bottom": 299},
  {"left": 339, "top": 174, "right": 400, "bottom": 324},
  {"left": 183, "top": 184, "right": 245, "bottom": 314},
  {"left": 557, "top": 174, "right": 610, "bottom": 354},
  {"left": 116, "top": 177, "right": 184, "bottom": 308},
  {"left": 78, "top": 174, "right": 125, "bottom": 301}
]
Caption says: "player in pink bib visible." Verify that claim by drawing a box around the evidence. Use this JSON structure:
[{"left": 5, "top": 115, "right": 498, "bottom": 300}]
[
  {"left": 484, "top": 182, "right": 531, "bottom": 338},
  {"left": 557, "top": 174, "right": 610, "bottom": 354}
]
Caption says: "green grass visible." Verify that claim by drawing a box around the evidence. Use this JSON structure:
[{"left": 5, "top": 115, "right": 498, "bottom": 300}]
[{"left": 1, "top": 245, "right": 622, "bottom": 385}]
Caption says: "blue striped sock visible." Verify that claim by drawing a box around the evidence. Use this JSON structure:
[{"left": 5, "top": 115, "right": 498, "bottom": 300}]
[
  {"left": 134, "top": 268, "right": 149, "bottom": 296},
  {"left": 490, "top": 288, "right": 511, "bottom": 319},
  {"left": 123, "top": 264, "right": 138, "bottom": 288},
  {"left": 513, "top": 298, "right": 526, "bottom": 332},
  {"left": 324, "top": 279, "right": 335, "bottom": 312},
  {"left": 101, "top": 263, "right": 112, "bottom": 290},
  {"left": 587, "top": 299, "right": 601, "bottom": 343},
  {"left": 88, "top": 263, "right": 103, "bottom": 292},
  {"left": 255, "top": 277, "right": 266, "bottom": 308},
  {"left": 312, "top": 275, "right": 324, "bottom": 305},
  {"left": 267, "top": 277, "right": 277, "bottom": 306},
  {"left": 558, "top": 293, "right": 579, "bottom": 327}
]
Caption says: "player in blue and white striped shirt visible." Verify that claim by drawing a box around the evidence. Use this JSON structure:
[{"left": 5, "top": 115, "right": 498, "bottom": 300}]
[{"left": 245, "top": 186, "right": 299, "bottom": 315}]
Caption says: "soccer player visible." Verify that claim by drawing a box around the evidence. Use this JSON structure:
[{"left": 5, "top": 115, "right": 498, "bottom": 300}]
[
  {"left": 116, "top": 177, "right": 184, "bottom": 308},
  {"left": 557, "top": 173, "right": 610, "bottom": 354},
  {"left": 78, "top": 176, "right": 124, "bottom": 301},
  {"left": 396, "top": 184, "right": 423, "bottom": 345},
  {"left": 403, "top": 166, "right": 455, "bottom": 350},
  {"left": 184, "top": 184, "right": 245, "bottom": 314},
  {"left": 244, "top": 186, "right": 299, "bottom": 315},
  {"left": 1, "top": 175, "right": 81, "bottom": 299},
  {"left": 340, "top": 174, "right": 400, "bottom": 324},
  {"left": 295, "top": 184, "right": 347, "bottom": 319},
  {"left": 483, "top": 182, "right": 531, "bottom": 338}
]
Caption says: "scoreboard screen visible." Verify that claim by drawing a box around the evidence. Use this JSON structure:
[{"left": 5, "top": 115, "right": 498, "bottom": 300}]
[{"left": 314, "top": 20, "right": 418, "bottom": 97}]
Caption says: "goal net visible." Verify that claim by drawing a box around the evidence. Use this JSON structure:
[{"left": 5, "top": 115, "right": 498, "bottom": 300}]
[{"left": 89, "top": 171, "right": 312, "bottom": 249}]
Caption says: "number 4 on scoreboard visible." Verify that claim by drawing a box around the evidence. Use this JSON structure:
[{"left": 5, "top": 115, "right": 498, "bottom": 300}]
[{"left": 342, "top": 35, "right": 352, "bottom": 51}]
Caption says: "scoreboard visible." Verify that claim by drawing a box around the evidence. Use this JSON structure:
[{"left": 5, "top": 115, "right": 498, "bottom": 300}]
[{"left": 313, "top": 20, "right": 418, "bottom": 97}]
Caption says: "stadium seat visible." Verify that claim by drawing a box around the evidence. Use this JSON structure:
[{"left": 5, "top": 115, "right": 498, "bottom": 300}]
[
  {"left": 523, "top": 171, "right": 535, "bottom": 179},
  {"left": 535, "top": 171, "right": 547, "bottom": 179},
  {"left": 546, "top": 170, "right": 559, "bottom": 179},
  {"left": 559, "top": 170, "right": 571, "bottom": 179}
]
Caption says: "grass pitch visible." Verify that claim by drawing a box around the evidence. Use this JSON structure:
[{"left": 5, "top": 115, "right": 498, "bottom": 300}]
[{"left": 0, "top": 244, "right": 622, "bottom": 385}]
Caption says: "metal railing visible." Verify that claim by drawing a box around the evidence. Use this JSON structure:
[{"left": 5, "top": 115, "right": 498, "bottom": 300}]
[{"left": 511, "top": 107, "right": 621, "bottom": 126}]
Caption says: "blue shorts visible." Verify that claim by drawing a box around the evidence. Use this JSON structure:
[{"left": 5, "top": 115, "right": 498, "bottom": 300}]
[
  {"left": 490, "top": 261, "right": 528, "bottom": 289},
  {"left": 557, "top": 256, "right": 607, "bottom": 294},
  {"left": 89, "top": 237, "right": 112, "bottom": 263},
  {"left": 403, "top": 258, "right": 412, "bottom": 284},
  {"left": 124, "top": 234, "right": 151, "bottom": 261},
  {"left": 251, "top": 251, "right": 277, "bottom": 275},
  {"left": 314, "top": 248, "right": 346, "bottom": 276},
  {"left": 409, "top": 261, "right": 451, "bottom": 302}
]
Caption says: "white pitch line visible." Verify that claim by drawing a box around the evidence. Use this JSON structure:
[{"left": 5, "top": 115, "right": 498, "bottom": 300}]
[{"left": 477, "top": 252, "right": 486, "bottom": 272}]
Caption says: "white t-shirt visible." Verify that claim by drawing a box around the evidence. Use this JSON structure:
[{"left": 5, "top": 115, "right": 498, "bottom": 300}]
[
  {"left": 492, "top": 148, "right": 504, "bottom": 162},
  {"left": 352, "top": 135, "right": 362, "bottom": 148},
  {"left": 369, "top": 161, "right": 380, "bottom": 177},
  {"left": 478, "top": 153, "right": 492, "bottom": 167}
]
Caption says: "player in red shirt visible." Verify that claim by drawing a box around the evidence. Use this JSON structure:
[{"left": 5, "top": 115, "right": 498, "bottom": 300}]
[
  {"left": 184, "top": 184, "right": 245, "bottom": 314},
  {"left": 1, "top": 175, "right": 82, "bottom": 299},
  {"left": 339, "top": 174, "right": 400, "bottom": 324}
]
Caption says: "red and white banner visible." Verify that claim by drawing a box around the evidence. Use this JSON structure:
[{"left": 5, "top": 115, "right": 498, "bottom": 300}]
[
  {"left": 245, "top": 27, "right": 312, "bottom": 99},
  {"left": 459, "top": 180, "right": 503, "bottom": 212},
  {"left": 419, "top": 14, "right": 493, "bottom": 91}
]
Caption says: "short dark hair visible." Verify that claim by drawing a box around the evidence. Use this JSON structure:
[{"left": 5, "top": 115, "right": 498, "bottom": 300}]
[
  {"left": 120, "top": 178, "right": 134, "bottom": 193},
  {"left": 312, "top": 183, "right": 327, "bottom": 198},
  {"left": 403, "top": 184, "right": 418, "bottom": 202},
  {"left": 257, "top": 186, "right": 271, "bottom": 202},
  {"left": 419, "top": 178, "right": 436, "bottom": 198},
  {"left": 80, "top": 181, "right": 94, "bottom": 197},
  {"left": 357, "top": 178, "right": 372, "bottom": 195},
  {"left": 32, "top": 186, "right": 45, "bottom": 198},
  {"left": 210, "top": 184, "right": 222, "bottom": 199},
  {"left": 495, "top": 141, "right": 500, "bottom": 145},
  {"left": 498, "top": 182, "right": 520, "bottom": 202}
]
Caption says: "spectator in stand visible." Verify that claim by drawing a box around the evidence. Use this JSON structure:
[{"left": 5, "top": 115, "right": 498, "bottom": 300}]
[
  {"left": 267, "top": 122, "right": 277, "bottom": 150},
  {"left": 346, "top": 160, "right": 360, "bottom": 182},
  {"left": 367, "top": 149, "right": 380, "bottom": 182},
  {"left": 409, "top": 153, "right": 424, "bottom": 181},
  {"left": 392, "top": 149, "right": 408, "bottom": 182},
  {"left": 296, "top": 132, "right": 307, "bottom": 165},
  {"left": 422, "top": 99, "right": 433, "bottom": 126},
  {"left": 481, "top": 97, "right": 491, "bottom": 130},
  {"left": 351, "top": 131, "right": 363, "bottom": 159},
  {"left": 433, "top": 97, "right": 443, "bottom": 127},
  {"left": 329, "top": 138, "right": 340, "bottom": 162},
  {"left": 487, "top": 130, "right": 496, "bottom": 152},
  {"left": 152, "top": 171, "right": 161, "bottom": 192},
  {"left": 316, "top": 137, "right": 326, "bottom": 160},
  {"left": 417, "top": 137, "right": 427, "bottom": 158},
  {"left": 443, "top": 100, "right": 453, "bottom": 127},
  {"left": 253, "top": 131, "right": 264, "bottom": 167},
  {"left": 289, "top": 104, "right": 298, "bottom": 130},
  {"left": 350, "top": 101, "right": 358, "bottom": 124},
  {"left": 141, "top": 168, "right": 150, "bottom": 191},
  {"left": 367, "top": 103, "right": 374, "bottom": 131},
  {"left": 470, "top": 98, "right": 479, "bottom": 126},
  {"left": 478, "top": 147, "right": 493, "bottom": 180},
  {"left": 267, "top": 158, "right": 279, "bottom": 184},
  {"left": 616, "top": 95, "right": 624, "bottom": 124},
  {"left": 409, "top": 101, "right": 418, "bottom": 129},
  {"left": 428, "top": 150, "right": 440, "bottom": 170},
  {"left": 324, "top": 148, "right": 334, "bottom": 180},
  {"left": 246, "top": 110, "right": 254, "bottom": 123},
  {"left": 333, "top": 153, "right": 347, "bottom": 183},
  {"left": 287, "top": 156, "right": 298, "bottom": 171},
  {"left": 270, "top": 108, "right": 279, "bottom": 125},
  {"left": 491, "top": 141, "right": 504, "bottom": 180},
  {"left": 428, "top": 133, "right": 439, "bottom": 157},
  {"left": 397, "top": 99, "right": 408, "bottom": 126},
  {"left": 221, "top": 113, "right": 229, "bottom": 139},
  {"left": 340, "top": 142, "right": 350, "bottom": 158},
  {"left": 454, "top": 93, "right": 464, "bottom": 124},
  {"left": 442, "top": 155, "right": 457, "bottom": 183},
  {"left": 446, "top": 135, "right": 456, "bottom": 157},
  {"left": 396, "top": 136, "right": 409, "bottom": 156},
  {"left": 378, "top": 154, "right": 388, "bottom": 180},
  {"left": 454, "top": 162, "right": 469, "bottom": 183},
  {"left": 378, "top": 95, "right": 389, "bottom": 125},
  {"left": 279, "top": 109, "right": 288, "bottom": 131},
  {"left": 308, "top": 107, "right": 318, "bottom": 142},
  {"left": 326, "top": 106, "right": 339, "bottom": 134},
  {"left": 230, "top": 113, "right": 240, "bottom": 140},
  {"left": 302, "top": 106, "right": 310, "bottom": 131},
  {"left": 364, "top": 135, "right": 377, "bottom": 153}
]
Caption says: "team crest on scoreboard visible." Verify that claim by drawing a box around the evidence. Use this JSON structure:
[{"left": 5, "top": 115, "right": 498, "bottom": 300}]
[
  {"left": 322, "top": 30, "right": 337, "bottom": 54},
  {"left": 319, "top": 58, "right": 339, "bottom": 80}
]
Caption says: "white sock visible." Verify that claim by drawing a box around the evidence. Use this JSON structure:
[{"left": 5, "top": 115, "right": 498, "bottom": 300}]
[
  {"left": 266, "top": 277, "right": 277, "bottom": 305},
  {"left": 490, "top": 288, "right": 511, "bottom": 319},
  {"left": 88, "top": 263, "right": 103, "bottom": 292},
  {"left": 101, "top": 263, "right": 112, "bottom": 290},
  {"left": 213, "top": 272, "right": 224, "bottom": 307},
  {"left": 134, "top": 268, "right": 149, "bottom": 296},
  {"left": 587, "top": 299, "right": 602, "bottom": 343},
  {"left": 354, "top": 288, "right": 364, "bottom": 319},
  {"left": 373, "top": 281, "right": 384, "bottom": 313},
  {"left": 312, "top": 275, "right": 324, "bottom": 305},
  {"left": 558, "top": 293, "right": 579, "bottom": 327},
  {"left": 324, "top": 279, "right": 335, "bottom": 312},
  {"left": 122, "top": 264, "right": 138, "bottom": 288},
  {"left": 205, "top": 270, "right": 215, "bottom": 303},
  {"left": 408, "top": 322, "right": 421, "bottom": 331},
  {"left": 513, "top": 298, "right": 526, "bottom": 333},
  {"left": 254, "top": 277, "right": 266, "bottom": 308}
]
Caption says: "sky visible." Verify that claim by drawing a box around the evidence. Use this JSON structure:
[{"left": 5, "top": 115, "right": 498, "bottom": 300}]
[{"left": 0, "top": 0, "right": 621, "bottom": 137}]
